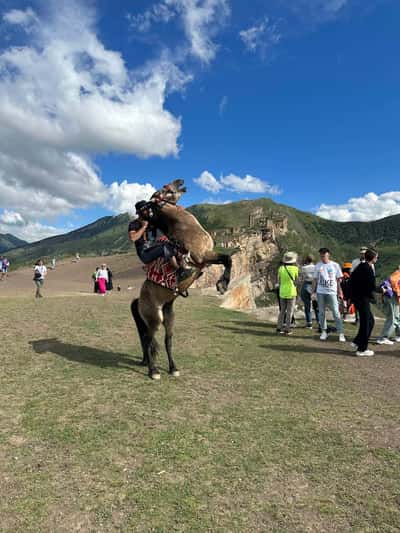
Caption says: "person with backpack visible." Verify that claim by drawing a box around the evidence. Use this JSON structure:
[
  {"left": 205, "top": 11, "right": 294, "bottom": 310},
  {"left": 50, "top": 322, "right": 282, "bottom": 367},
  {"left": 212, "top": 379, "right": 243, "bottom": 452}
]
[
  {"left": 340, "top": 262, "right": 355, "bottom": 320},
  {"left": 300, "top": 255, "right": 320, "bottom": 329},
  {"left": 376, "top": 266, "right": 400, "bottom": 345},
  {"left": 349, "top": 249, "right": 380, "bottom": 356},
  {"left": 311, "top": 248, "right": 346, "bottom": 342},
  {"left": 276, "top": 252, "right": 299, "bottom": 336}
]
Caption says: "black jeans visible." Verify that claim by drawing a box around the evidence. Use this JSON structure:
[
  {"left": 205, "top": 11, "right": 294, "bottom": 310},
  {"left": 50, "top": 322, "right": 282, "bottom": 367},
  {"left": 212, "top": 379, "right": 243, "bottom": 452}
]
[
  {"left": 353, "top": 298, "right": 375, "bottom": 352},
  {"left": 139, "top": 242, "right": 177, "bottom": 265}
]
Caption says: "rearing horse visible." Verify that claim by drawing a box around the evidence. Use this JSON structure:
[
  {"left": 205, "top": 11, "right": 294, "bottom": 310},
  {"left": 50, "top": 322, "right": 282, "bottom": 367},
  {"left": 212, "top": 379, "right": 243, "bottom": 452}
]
[{"left": 131, "top": 179, "right": 232, "bottom": 380}]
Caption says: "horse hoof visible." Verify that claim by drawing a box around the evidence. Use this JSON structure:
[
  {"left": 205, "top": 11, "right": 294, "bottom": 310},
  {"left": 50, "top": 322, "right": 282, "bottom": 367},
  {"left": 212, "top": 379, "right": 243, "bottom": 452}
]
[
  {"left": 216, "top": 281, "right": 227, "bottom": 295},
  {"left": 150, "top": 373, "right": 161, "bottom": 381},
  {"left": 171, "top": 370, "right": 180, "bottom": 377}
]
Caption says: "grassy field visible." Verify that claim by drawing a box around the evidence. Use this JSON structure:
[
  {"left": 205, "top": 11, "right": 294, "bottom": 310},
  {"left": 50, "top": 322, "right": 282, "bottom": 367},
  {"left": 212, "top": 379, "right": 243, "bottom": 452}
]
[{"left": 1, "top": 292, "right": 400, "bottom": 531}]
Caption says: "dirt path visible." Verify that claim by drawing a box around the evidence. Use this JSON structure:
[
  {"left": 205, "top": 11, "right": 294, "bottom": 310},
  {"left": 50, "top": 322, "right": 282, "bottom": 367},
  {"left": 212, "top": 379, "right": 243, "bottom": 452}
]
[{"left": 0, "top": 254, "right": 145, "bottom": 298}]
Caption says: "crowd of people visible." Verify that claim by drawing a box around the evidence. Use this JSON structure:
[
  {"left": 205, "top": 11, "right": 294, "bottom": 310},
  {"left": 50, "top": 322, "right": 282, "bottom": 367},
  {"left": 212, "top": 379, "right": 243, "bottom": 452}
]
[
  {"left": 276, "top": 246, "right": 400, "bottom": 357},
  {"left": 92, "top": 264, "right": 113, "bottom": 295}
]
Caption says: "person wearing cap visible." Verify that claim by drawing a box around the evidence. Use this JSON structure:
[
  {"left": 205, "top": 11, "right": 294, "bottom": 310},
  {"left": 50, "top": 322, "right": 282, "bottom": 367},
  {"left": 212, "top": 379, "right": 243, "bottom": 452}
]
[
  {"left": 311, "top": 248, "right": 346, "bottom": 342},
  {"left": 277, "top": 251, "right": 299, "bottom": 335},
  {"left": 128, "top": 200, "right": 192, "bottom": 282},
  {"left": 351, "top": 246, "right": 368, "bottom": 273}
]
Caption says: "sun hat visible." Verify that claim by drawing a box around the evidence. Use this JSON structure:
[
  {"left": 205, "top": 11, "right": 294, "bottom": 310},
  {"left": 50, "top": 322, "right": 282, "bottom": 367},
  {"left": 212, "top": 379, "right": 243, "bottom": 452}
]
[
  {"left": 360, "top": 246, "right": 368, "bottom": 252},
  {"left": 283, "top": 251, "right": 298, "bottom": 264},
  {"left": 343, "top": 262, "right": 352, "bottom": 269}
]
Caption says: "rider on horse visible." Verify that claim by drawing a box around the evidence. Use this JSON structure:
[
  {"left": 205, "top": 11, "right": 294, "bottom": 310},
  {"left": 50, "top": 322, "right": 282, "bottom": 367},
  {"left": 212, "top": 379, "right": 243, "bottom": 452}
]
[{"left": 128, "top": 200, "right": 192, "bottom": 283}]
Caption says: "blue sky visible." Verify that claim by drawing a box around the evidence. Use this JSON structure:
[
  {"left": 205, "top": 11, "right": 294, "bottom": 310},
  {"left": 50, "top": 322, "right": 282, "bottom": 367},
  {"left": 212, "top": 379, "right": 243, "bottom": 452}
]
[{"left": 0, "top": 0, "right": 399, "bottom": 241}]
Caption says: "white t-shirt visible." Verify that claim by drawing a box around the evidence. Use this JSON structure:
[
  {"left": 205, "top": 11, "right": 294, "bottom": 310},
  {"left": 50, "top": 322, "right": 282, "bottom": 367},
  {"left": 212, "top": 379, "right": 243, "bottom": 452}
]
[
  {"left": 313, "top": 261, "right": 342, "bottom": 295},
  {"left": 96, "top": 268, "right": 109, "bottom": 281},
  {"left": 34, "top": 265, "right": 47, "bottom": 280},
  {"left": 301, "top": 264, "right": 315, "bottom": 283}
]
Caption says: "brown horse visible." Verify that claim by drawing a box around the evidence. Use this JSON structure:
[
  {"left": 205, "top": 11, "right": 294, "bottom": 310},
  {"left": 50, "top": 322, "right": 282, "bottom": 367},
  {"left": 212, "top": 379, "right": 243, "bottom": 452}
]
[{"left": 131, "top": 179, "right": 232, "bottom": 380}]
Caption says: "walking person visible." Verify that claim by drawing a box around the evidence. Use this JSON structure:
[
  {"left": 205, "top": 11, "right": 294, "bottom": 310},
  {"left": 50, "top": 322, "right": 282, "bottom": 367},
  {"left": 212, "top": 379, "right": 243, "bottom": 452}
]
[
  {"left": 96, "top": 264, "right": 109, "bottom": 295},
  {"left": 376, "top": 266, "right": 400, "bottom": 345},
  {"left": 1, "top": 256, "right": 10, "bottom": 280},
  {"left": 33, "top": 259, "right": 47, "bottom": 298},
  {"left": 349, "top": 249, "right": 379, "bottom": 356},
  {"left": 300, "top": 255, "right": 319, "bottom": 329},
  {"left": 312, "top": 248, "right": 346, "bottom": 342},
  {"left": 276, "top": 252, "right": 299, "bottom": 336}
]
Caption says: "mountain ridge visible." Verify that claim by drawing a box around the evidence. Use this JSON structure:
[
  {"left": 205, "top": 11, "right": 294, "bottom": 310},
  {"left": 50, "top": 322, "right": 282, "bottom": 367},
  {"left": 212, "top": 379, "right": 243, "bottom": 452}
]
[{"left": 5, "top": 199, "right": 400, "bottom": 277}]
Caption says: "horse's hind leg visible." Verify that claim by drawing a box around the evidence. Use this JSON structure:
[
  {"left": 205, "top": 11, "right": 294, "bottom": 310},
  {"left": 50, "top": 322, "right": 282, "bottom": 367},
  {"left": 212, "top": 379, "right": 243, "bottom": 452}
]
[
  {"left": 130, "top": 298, "right": 148, "bottom": 365},
  {"left": 163, "top": 301, "right": 179, "bottom": 376}
]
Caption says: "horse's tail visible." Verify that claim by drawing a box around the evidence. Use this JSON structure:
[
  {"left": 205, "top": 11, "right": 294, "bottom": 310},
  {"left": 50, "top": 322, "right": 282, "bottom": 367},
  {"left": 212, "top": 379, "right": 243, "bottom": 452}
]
[{"left": 131, "top": 298, "right": 148, "bottom": 347}]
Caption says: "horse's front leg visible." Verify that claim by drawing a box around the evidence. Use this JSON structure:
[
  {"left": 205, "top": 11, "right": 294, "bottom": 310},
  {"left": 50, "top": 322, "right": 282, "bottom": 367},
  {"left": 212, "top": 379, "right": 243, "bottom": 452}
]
[
  {"left": 203, "top": 252, "right": 232, "bottom": 295},
  {"left": 163, "top": 301, "right": 179, "bottom": 376}
]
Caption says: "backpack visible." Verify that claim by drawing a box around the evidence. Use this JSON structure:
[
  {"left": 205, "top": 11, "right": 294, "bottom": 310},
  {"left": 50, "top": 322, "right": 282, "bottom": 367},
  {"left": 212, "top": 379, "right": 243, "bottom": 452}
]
[
  {"left": 341, "top": 273, "right": 352, "bottom": 300},
  {"left": 390, "top": 270, "right": 400, "bottom": 298}
]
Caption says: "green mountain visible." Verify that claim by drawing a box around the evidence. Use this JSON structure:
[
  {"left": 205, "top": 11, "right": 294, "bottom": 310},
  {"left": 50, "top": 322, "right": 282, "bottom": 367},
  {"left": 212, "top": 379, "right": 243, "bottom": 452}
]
[
  {"left": 0, "top": 233, "right": 27, "bottom": 254},
  {"left": 6, "top": 198, "right": 400, "bottom": 278},
  {"left": 6, "top": 214, "right": 130, "bottom": 266}
]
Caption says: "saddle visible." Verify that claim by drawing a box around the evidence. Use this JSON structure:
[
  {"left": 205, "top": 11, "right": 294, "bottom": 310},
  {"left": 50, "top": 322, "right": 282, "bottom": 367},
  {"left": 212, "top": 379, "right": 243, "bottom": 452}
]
[{"left": 145, "top": 257, "right": 178, "bottom": 291}]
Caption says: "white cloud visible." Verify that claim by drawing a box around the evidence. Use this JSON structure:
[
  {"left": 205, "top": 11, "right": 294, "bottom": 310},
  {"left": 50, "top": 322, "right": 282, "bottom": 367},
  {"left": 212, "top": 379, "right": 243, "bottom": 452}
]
[
  {"left": 0, "top": 1, "right": 185, "bottom": 240},
  {"left": 219, "top": 95, "right": 228, "bottom": 116},
  {"left": 0, "top": 210, "right": 64, "bottom": 242},
  {"left": 194, "top": 170, "right": 281, "bottom": 195},
  {"left": 282, "top": 0, "right": 348, "bottom": 23},
  {"left": 127, "top": 3, "right": 176, "bottom": 33},
  {"left": 128, "top": 0, "right": 230, "bottom": 64},
  {"left": 316, "top": 191, "right": 400, "bottom": 222},
  {"left": 107, "top": 181, "right": 156, "bottom": 214},
  {"left": 3, "top": 7, "right": 38, "bottom": 26},
  {"left": 239, "top": 17, "right": 282, "bottom": 56},
  {"left": 171, "top": 0, "right": 230, "bottom": 63},
  {"left": 194, "top": 170, "right": 223, "bottom": 193}
]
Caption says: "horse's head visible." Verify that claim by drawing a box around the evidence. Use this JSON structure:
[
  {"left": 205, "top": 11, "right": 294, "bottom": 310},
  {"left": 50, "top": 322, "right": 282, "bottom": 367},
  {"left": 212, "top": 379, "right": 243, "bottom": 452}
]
[{"left": 151, "top": 179, "right": 187, "bottom": 206}]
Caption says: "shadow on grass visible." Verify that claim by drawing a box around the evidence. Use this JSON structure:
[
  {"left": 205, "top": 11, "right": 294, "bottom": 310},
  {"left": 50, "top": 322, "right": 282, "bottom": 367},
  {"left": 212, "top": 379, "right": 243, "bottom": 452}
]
[
  {"left": 29, "top": 338, "right": 146, "bottom": 374},
  {"left": 214, "top": 323, "right": 311, "bottom": 340},
  {"left": 262, "top": 343, "right": 354, "bottom": 357}
]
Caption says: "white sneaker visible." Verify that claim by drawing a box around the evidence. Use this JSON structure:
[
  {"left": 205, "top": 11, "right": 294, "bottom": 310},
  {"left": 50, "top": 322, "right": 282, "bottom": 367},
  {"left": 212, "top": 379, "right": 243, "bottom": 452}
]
[
  {"left": 320, "top": 331, "right": 328, "bottom": 341},
  {"left": 339, "top": 334, "right": 346, "bottom": 342},
  {"left": 395, "top": 337, "right": 400, "bottom": 343},
  {"left": 356, "top": 350, "right": 374, "bottom": 357},
  {"left": 376, "top": 338, "right": 394, "bottom": 345}
]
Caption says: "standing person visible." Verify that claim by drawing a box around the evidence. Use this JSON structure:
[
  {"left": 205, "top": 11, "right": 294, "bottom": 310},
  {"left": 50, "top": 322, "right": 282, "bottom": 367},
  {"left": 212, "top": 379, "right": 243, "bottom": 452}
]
[
  {"left": 106, "top": 267, "right": 113, "bottom": 291},
  {"left": 376, "top": 266, "right": 400, "bottom": 345},
  {"left": 276, "top": 252, "right": 299, "bottom": 336},
  {"left": 349, "top": 249, "right": 379, "bottom": 356},
  {"left": 312, "top": 248, "right": 346, "bottom": 342},
  {"left": 351, "top": 246, "right": 368, "bottom": 273},
  {"left": 300, "top": 255, "right": 319, "bottom": 329},
  {"left": 51, "top": 257, "right": 56, "bottom": 270},
  {"left": 92, "top": 267, "right": 99, "bottom": 293},
  {"left": 96, "top": 264, "right": 108, "bottom": 295},
  {"left": 33, "top": 259, "right": 47, "bottom": 298},
  {"left": 1, "top": 256, "right": 10, "bottom": 280}
]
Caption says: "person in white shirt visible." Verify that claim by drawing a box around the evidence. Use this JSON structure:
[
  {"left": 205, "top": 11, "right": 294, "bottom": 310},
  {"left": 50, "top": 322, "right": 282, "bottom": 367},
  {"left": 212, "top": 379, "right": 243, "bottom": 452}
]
[
  {"left": 96, "top": 264, "right": 109, "bottom": 295},
  {"left": 300, "top": 255, "right": 320, "bottom": 329},
  {"left": 33, "top": 259, "right": 47, "bottom": 298},
  {"left": 311, "top": 248, "right": 346, "bottom": 342}
]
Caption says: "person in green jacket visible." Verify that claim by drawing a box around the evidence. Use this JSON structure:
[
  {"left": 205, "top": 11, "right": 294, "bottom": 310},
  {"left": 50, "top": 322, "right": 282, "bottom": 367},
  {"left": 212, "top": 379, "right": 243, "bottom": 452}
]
[{"left": 277, "top": 251, "right": 299, "bottom": 335}]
